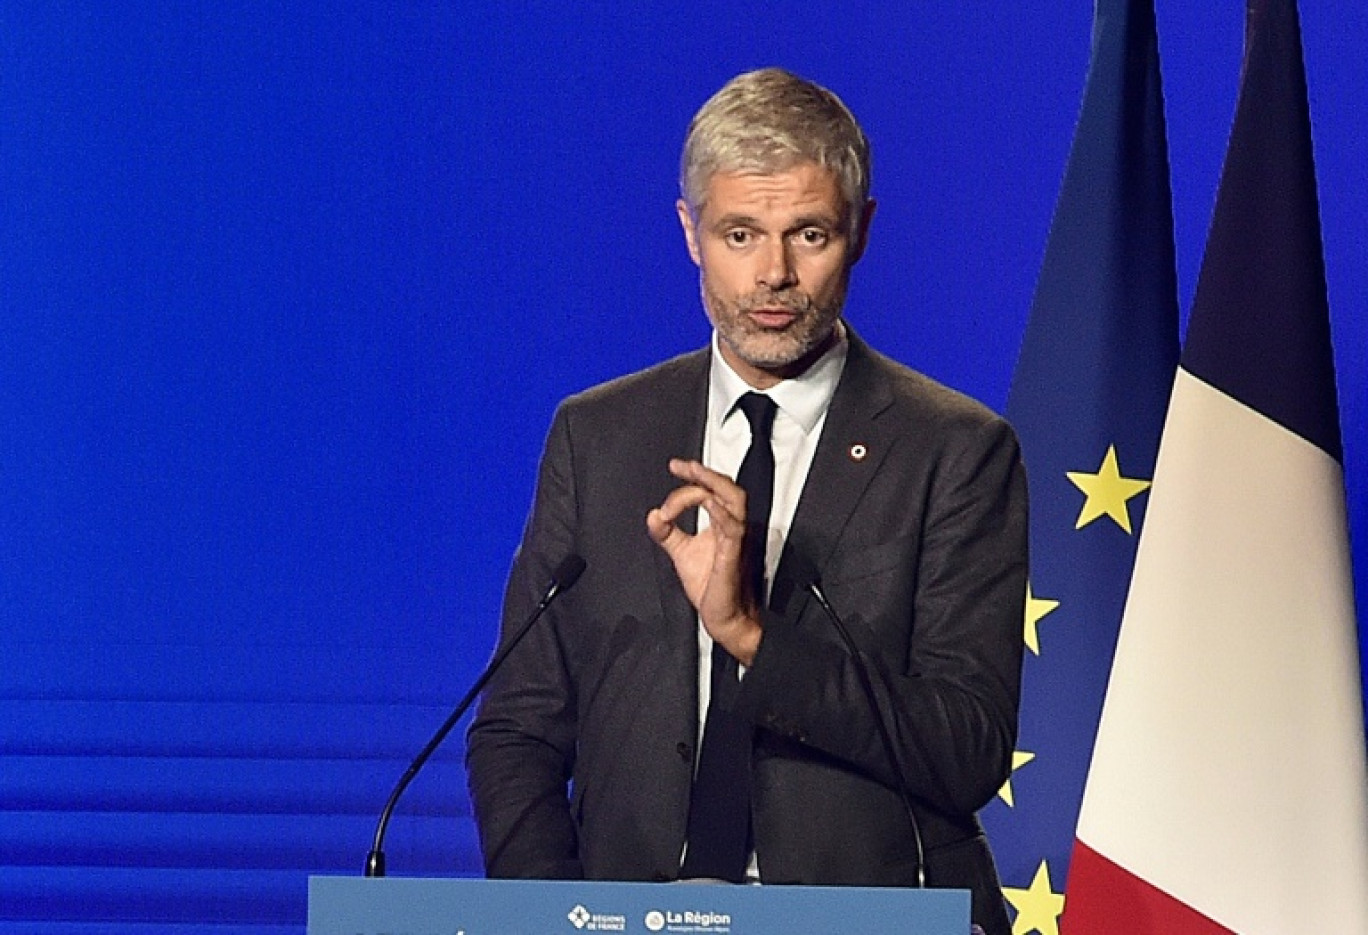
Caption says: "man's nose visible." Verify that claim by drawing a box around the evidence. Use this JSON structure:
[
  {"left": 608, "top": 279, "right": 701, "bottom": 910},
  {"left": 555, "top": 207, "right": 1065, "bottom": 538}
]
[{"left": 756, "top": 240, "right": 797, "bottom": 291}]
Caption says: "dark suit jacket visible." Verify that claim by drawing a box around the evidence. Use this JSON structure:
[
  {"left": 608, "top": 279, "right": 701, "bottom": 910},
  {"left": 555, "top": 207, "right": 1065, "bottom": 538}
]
[{"left": 466, "top": 329, "right": 1028, "bottom": 935}]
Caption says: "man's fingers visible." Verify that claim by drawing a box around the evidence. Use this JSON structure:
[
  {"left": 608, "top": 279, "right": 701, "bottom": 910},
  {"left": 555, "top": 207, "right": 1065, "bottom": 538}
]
[
  {"left": 648, "top": 494, "right": 745, "bottom": 547},
  {"left": 651, "top": 484, "right": 711, "bottom": 527},
  {"left": 668, "top": 458, "right": 738, "bottom": 494},
  {"left": 667, "top": 459, "right": 747, "bottom": 519},
  {"left": 645, "top": 507, "right": 670, "bottom": 546},
  {"left": 646, "top": 504, "right": 690, "bottom": 548},
  {"left": 698, "top": 495, "right": 745, "bottom": 541}
]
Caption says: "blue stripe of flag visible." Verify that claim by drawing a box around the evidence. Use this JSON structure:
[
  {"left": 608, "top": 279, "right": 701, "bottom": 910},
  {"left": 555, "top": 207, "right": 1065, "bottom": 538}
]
[{"left": 1181, "top": 0, "right": 1343, "bottom": 463}]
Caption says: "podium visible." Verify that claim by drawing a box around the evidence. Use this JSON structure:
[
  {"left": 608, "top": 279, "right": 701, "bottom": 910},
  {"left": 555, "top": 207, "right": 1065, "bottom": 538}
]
[{"left": 308, "top": 876, "right": 969, "bottom": 934}]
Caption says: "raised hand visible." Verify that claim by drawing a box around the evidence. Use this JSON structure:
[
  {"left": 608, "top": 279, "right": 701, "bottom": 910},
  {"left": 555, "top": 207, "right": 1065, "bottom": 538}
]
[{"left": 646, "top": 458, "right": 763, "bottom": 665}]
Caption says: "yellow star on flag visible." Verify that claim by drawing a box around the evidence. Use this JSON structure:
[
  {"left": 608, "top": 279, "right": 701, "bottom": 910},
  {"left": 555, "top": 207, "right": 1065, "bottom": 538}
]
[
  {"left": 1065, "top": 444, "right": 1151, "bottom": 534},
  {"left": 996, "top": 750, "right": 1036, "bottom": 807},
  {"left": 1023, "top": 581, "right": 1060, "bottom": 655},
  {"left": 1003, "top": 860, "right": 1065, "bottom": 935}
]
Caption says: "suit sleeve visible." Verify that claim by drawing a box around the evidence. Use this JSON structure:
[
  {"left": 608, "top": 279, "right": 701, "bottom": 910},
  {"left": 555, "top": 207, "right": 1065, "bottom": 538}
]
[
  {"left": 736, "top": 413, "right": 1027, "bottom": 818},
  {"left": 465, "top": 405, "right": 584, "bottom": 879}
]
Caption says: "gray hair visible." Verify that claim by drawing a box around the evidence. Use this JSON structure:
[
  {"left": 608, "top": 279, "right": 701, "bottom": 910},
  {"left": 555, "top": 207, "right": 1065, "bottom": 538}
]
[{"left": 679, "top": 68, "right": 871, "bottom": 225}]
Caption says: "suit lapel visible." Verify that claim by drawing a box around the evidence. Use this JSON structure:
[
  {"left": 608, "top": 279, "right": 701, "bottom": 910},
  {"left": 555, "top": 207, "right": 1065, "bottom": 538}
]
[
  {"left": 647, "top": 350, "right": 711, "bottom": 675},
  {"left": 772, "top": 330, "right": 896, "bottom": 620}
]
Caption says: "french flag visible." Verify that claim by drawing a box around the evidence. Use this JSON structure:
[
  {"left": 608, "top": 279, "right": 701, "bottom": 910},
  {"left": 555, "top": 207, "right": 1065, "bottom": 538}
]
[{"left": 1063, "top": 0, "right": 1368, "bottom": 931}]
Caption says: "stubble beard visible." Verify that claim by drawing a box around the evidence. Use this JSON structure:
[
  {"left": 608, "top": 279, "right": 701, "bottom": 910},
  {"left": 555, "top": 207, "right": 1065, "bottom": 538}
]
[{"left": 702, "top": 277, "right": 845, "bottom": 375}]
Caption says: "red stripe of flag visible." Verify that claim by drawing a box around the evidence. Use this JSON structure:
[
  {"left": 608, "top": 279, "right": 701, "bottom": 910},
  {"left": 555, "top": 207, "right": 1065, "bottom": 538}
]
[{"left": 1065, "top": 840, "right": 1233, "bottom": 935}]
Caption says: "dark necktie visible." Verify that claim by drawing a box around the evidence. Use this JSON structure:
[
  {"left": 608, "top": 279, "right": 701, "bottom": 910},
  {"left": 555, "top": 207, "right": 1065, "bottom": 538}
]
[{"left": 680, "top": 392, "right": 777, "bottom": 882}]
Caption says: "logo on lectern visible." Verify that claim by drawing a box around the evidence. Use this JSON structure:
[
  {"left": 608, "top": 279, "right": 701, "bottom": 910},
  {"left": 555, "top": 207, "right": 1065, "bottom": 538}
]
[
  {"left": 565, "top": 903, "right": 626, "bottom": 931},
  {"left": 642, "top": 908, "right": 733, "bottom": 933}
]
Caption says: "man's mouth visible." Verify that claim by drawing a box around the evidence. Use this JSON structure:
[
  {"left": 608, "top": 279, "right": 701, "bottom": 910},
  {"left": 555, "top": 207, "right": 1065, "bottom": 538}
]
[{"left": 747, "top": 307, "right": 799, "bottom": 329}]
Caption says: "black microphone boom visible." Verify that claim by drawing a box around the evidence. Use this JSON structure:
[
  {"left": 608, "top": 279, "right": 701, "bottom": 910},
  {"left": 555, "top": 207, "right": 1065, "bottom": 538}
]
[
  {"left": 363, "top": 554, "right": 586, "bottom": 877},
  {"left": 787, "top": 552, "right": 927, "bottom": 888}
]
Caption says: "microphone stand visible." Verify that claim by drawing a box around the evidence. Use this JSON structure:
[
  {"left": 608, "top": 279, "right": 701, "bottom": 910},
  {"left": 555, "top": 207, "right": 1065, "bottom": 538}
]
[
  {"left": 793, "top": 557, "right": 927, "bottom": 888},
  {"left": 364, "top": 555, "right": 585, "bottom": 877}
]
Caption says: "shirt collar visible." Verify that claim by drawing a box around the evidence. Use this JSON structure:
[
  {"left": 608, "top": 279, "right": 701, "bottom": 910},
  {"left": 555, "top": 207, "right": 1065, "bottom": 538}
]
[{"left": 707, "top": 322, "right": 848, "bottom": 435}]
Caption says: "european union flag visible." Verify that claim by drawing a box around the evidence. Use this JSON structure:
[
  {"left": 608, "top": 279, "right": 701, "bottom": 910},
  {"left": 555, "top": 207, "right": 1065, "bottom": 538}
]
[{"left": 980, "top": 0, "right": 1180, "bottom": 924}]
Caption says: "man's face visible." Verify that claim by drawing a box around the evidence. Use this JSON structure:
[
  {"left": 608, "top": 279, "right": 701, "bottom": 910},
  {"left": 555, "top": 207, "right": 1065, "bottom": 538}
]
[{"left": 677, "top": 163, "right": 872, "bottom": 388}]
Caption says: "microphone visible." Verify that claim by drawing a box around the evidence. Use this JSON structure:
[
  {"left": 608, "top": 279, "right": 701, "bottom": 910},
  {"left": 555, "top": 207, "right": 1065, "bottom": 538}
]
[
  {"left": 364, "top": 553, "right": 586, "bottom": 877},
  {"left": 786, "top": 552, "right": 926, "bottom": 888}
]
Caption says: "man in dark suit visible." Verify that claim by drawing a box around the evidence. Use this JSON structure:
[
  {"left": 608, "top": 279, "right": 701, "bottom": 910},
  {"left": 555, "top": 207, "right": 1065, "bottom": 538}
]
[{"left": 466, "top": 68, "right": 1026, "bottom": 935}]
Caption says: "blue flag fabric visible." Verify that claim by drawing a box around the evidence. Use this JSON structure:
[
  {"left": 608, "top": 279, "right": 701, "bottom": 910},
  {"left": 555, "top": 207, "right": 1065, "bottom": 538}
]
[
  {"left": 1179, "top": 0, "right": 1341, "bottom": 460},
  {"left": 981, "top": 0, "right": 1181, "bottom": 911}
]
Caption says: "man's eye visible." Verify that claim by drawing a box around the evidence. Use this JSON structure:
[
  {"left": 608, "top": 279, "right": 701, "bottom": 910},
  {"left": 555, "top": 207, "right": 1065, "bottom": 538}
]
[
  {"left": 796, "top": 228, "right": 829, "bottom": 246},
  {"left": 725, "top": 230, "right": 752, "bottom": 246}
]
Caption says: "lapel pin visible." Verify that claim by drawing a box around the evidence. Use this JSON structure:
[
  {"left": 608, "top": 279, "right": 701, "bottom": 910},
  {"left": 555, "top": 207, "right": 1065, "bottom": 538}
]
[{"left": 849, "top": 443, "right": 868, "bottom": 462}]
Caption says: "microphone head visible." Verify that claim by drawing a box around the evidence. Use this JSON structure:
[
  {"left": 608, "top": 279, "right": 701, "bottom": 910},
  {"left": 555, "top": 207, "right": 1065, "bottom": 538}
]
[{"left": 553, "top": 554, "right": 587, "bottom": 591}]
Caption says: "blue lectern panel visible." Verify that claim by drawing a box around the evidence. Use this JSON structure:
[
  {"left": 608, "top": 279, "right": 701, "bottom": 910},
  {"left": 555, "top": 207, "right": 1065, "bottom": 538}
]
[{"left": 308, "top": 876, "right": 968, "bottom": 935}]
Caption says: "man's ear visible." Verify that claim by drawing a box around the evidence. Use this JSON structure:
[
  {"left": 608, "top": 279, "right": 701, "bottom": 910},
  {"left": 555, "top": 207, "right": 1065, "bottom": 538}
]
[
  {"left": 850, "top": 198, "right": 877, "bottom": 264},
  {"left": 676, "top": 199, "right": 703, "bottom": 267}
]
